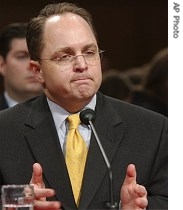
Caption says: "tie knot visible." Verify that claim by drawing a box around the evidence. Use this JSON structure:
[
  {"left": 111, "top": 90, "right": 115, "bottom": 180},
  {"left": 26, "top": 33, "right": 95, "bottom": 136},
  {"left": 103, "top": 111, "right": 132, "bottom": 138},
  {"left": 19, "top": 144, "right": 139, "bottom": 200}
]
[{"left": 67, "top": 114, "right": 81, "bottom": 130}]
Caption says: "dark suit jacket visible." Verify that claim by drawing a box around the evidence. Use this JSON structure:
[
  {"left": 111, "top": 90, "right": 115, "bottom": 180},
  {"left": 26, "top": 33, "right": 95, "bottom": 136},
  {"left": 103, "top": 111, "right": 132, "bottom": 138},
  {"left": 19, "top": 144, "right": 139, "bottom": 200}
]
[
  {"left": 0, "top": 92, "right": 168, "bottom": 210},
  {"left": 0, "top": 94, "right": 9, "bottom": 110}
]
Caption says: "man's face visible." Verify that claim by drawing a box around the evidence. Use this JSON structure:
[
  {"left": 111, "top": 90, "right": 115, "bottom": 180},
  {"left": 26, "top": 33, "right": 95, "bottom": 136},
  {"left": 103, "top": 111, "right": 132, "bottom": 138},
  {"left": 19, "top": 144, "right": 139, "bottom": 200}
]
[
  {"left": 0, "top": 38, "right": 42, "bottom": 101},
  {"left": 31, "top": 13, "right": 102, "bottom": 111}
]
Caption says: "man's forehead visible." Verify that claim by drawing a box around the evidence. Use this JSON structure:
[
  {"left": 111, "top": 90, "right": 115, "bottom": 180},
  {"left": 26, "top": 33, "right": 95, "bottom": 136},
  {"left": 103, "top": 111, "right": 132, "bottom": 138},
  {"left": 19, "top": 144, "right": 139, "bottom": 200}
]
[
  {"left": 47, "top": 15, "right": 61, "bottom": 24},
  {"left": 9, "top": 38, "right": 28, "bottom": 52}
]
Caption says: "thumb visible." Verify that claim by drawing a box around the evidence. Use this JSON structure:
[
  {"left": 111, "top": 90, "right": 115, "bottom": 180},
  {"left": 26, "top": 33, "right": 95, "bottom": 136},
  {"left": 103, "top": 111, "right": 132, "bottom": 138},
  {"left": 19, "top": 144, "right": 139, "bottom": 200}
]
[
  {"left": 30, "top": 163, "right": 45, "bottom": 188},
  {"left": 123, "top": 164, "right": 137, "bottom": 185}
]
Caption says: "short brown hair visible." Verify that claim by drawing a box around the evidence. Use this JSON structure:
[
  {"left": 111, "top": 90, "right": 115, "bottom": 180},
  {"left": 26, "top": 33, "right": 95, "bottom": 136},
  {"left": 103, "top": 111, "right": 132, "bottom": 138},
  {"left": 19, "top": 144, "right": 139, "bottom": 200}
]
[
  {"left": 26, "top": 2, "right": 97, "bottom": 60},
  {"left": 0, "top": 22, "right": 27, "bottom": 58}
]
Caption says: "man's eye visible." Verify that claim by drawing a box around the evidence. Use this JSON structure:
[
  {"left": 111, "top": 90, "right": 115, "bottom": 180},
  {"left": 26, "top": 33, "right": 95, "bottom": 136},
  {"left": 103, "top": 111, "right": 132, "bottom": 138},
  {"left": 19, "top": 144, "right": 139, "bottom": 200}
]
[
  {"left": 16, "top": 55, "right": 30, "bottom": 60},
  {"left": 85, "top": 51, "right": 95, "bottom": 55},
  {"left": 53, "top": 55, "right": 71, "bottom": 61},
  {"left": 84, "top": 51, "right": 95, "bottom": 58}
]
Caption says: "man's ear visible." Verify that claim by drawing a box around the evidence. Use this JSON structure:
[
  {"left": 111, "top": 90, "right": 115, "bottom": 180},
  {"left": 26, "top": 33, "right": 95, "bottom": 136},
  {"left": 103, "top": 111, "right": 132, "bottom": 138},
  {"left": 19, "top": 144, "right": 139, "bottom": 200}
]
[
  {"left": 0, "top": 55, "right": 6, "bottom": 76},
  {"left": 30, "top": 60, "right": 44, "bottom": 84}
]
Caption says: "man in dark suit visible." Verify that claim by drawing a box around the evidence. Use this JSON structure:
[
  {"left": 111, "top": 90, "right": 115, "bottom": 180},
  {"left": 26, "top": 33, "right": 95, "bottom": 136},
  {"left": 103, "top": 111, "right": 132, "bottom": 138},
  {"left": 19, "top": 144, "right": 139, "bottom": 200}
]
[
  {"left": 0, "top": 2, "right": 167, "bottom": 210},
  {"left": 0, "top": 23, "right": 43, "bottom": 110}
]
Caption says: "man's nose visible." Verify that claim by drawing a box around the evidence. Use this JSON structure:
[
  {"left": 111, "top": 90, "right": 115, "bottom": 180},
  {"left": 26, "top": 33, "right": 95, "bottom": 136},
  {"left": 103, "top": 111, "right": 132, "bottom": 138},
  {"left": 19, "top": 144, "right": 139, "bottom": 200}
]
[{"left": 74, "top": 55, "right": 88, "bottom": 71}]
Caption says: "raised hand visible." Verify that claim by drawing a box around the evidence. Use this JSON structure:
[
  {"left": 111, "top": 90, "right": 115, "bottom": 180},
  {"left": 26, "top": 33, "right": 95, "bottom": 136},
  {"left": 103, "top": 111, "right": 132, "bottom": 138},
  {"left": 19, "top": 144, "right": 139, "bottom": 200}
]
[
  {"left": 30, "top": 163, "right": 61, "bottom": 210},
  {"left": 120, "top": 164, "right": 148, "bottom": 210}
]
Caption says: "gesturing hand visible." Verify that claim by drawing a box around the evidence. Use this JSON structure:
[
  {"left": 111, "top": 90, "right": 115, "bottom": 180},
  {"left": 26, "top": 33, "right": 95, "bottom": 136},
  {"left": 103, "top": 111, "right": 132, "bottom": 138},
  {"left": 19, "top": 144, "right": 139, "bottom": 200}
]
[
  {"left": 120, "top": 164, "right": 148, "bottom": 210},
  {"left": 30, "top": 163, "right": 61, "bottom": 210}
]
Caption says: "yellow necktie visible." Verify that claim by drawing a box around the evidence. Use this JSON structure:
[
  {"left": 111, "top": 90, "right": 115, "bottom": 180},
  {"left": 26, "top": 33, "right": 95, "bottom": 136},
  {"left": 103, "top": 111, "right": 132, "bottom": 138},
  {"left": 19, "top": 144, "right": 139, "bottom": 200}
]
[{"left": 65, "top": 114, "right": 88, "bottom": 206}]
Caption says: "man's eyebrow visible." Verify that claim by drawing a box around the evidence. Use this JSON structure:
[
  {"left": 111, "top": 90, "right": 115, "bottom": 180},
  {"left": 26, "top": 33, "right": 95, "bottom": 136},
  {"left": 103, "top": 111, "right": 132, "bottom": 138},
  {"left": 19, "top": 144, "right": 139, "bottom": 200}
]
[
  {"left": 82, "top": 44, "right": 98, "bottom": 50},
  {"left": 52, "top": 47, "right": 73, "bottom": 55},
  {"left": 14, "top": 50, "right": 29, "bottom": 55}
]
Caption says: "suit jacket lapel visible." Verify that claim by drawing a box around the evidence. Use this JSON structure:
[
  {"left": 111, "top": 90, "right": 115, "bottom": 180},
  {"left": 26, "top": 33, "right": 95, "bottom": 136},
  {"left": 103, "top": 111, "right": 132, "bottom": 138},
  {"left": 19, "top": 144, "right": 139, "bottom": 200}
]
[
  {"left": 79, "top": 93, "right": 126, "bottom": 209},
  {"left": 24, "top": 95, "right": 76, "bottom": 209}
]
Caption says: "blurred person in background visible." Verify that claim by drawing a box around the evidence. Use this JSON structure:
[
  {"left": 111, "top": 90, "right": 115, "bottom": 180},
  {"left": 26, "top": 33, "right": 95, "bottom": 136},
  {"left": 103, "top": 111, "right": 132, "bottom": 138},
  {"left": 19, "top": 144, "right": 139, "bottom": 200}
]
[
  {"left": 0, "top": 22, "right": 43, "bottom": 110},
  {"left": 99, "top": 69, "right": 133, "bottom": 103},
  {"left": 132, "top": 48, "right": 168, "bottom": 117}
]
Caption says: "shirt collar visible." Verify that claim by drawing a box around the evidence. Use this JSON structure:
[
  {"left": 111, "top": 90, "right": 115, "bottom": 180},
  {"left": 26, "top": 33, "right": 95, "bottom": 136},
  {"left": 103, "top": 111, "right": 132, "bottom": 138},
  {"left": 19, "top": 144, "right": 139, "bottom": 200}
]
[
  {"left": 4, "top": 91, "right": 18, "bottom": 108},
  {"left": 47, "top": 95, "right": 96, "bottom": 130}
]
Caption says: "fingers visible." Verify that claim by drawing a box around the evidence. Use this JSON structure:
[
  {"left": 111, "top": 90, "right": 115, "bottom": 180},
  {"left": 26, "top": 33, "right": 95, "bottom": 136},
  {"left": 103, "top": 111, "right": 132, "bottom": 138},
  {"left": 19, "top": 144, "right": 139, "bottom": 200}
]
[
  {"left": 123, "top": 164, "right": 137, "bottom": 185},
  {"left": 34, "top": 188, "right": 56, "bottom": 200},
  {"left": 134, "top": 184, "right": 148, "bottom": 209},
  {"left": 135, "top": 197, "right": 148, "bottom": 209},
  {"left": 30, "top": 163, "right": 44, "bottom": 188},
  {"left": 134, "top": 184, "right": 147, "bottom": 197},
  {"left": 33, "top": 188, "right": 61, "bottom": 210}
]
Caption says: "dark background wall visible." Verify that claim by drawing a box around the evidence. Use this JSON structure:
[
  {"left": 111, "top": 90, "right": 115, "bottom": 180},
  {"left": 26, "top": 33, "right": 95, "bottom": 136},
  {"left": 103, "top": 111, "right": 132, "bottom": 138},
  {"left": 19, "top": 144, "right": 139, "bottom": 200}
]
[{"left": 0, "top": 0, "right": 168, "bottom": 93}]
